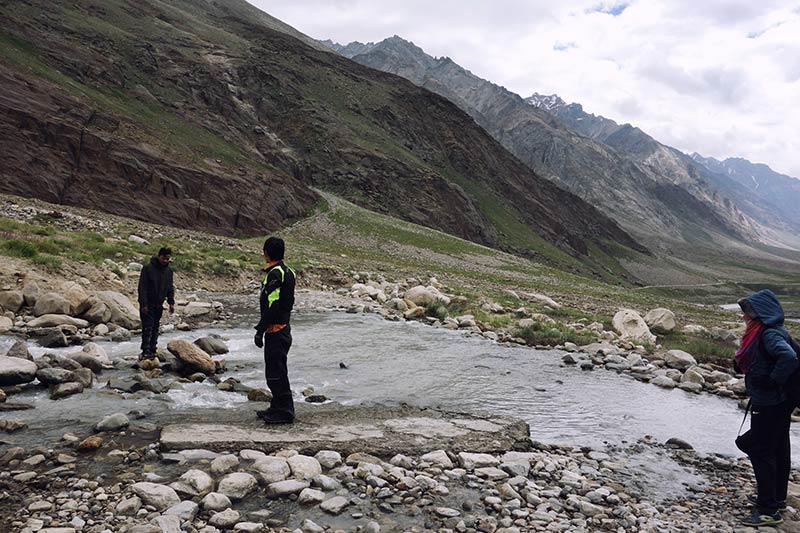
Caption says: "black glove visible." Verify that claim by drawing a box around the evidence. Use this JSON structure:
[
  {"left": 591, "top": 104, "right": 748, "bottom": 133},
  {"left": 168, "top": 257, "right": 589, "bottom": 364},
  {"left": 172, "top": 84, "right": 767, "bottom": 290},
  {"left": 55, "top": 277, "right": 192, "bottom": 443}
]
[{"left": 254, "top": 331, "right": 264, "bottom": 348}]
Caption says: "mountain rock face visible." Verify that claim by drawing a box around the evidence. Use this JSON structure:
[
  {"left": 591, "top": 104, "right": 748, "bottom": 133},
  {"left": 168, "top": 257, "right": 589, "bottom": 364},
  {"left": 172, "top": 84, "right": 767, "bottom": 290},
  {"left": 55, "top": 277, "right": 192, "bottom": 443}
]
[
  {"left": 0, "top": 0, "right": 642, "bottom": 265},
  {"left": 328, "top": 37, "right": 762, "bottom": 247},
  {"left": 691, "top": 155, "right": 800, "bottom": 233}
]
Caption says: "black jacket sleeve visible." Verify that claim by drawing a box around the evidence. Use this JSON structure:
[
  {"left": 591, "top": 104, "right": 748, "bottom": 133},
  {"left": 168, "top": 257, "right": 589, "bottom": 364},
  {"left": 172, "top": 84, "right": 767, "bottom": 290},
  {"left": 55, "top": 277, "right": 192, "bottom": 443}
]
[
  {"left": 166, "top": 268, "right": 175, "bottom": 305},
  {"left": 254, "top": 269, "right": 282, "bottom": 334},
  {"left": 137, "top": 265, "right": 149, "bottom": 308}
]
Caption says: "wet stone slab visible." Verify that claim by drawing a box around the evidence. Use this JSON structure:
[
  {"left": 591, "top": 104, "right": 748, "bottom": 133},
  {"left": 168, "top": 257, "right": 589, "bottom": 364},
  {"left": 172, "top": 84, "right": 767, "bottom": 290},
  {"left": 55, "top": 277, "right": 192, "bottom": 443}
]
[{"left": 159, "top": 404, "right": 530, "bottom": 456}]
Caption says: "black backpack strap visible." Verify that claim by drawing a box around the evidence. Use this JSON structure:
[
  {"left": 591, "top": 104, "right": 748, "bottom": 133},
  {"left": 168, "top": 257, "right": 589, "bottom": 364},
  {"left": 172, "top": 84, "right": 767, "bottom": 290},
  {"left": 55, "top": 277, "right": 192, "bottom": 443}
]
[{"left": 738, "top": 399, "right": 751, "bottom": 436}]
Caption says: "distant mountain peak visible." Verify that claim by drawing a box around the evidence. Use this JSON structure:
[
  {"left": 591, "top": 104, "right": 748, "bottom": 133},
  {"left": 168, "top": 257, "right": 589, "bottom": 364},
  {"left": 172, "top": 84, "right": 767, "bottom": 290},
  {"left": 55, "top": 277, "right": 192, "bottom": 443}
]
[{"left": 525, "top": 93, "right": 567, "bottom": 112}]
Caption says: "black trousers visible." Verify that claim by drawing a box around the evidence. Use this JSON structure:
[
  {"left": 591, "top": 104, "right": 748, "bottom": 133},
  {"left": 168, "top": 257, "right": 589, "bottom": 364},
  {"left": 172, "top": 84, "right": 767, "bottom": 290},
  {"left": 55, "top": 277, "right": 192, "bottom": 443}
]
[
  {"left": 264, "top": 326, "right": 294, "bottom": 419},
  {"left": 140, "top": 306, "right": 163, "bottom": 354},
  {"left": 736, "top": 400, "right": 793, "bottom": 513}
]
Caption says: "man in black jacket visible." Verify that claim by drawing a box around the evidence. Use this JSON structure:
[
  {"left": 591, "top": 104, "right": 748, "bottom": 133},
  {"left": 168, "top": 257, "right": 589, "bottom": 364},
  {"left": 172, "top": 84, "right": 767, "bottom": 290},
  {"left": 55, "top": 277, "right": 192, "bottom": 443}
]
[
  {"left": 137, "top": 247, "right": 175, "bottom": 358},
  {"left": 253, "top": 237, "right": 296, "bottom": 424}
]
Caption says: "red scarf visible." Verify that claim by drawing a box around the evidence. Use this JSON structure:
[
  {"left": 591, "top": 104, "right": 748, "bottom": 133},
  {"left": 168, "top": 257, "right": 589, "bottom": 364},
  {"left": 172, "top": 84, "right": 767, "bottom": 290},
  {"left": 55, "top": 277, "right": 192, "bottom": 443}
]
[{"left": 735, "top": 318, "right": 764, "bottom": 374}]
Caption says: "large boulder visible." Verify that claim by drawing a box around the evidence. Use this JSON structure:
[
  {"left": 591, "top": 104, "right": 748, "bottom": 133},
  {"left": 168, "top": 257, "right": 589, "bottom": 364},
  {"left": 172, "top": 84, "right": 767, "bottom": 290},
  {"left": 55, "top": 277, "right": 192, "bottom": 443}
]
[
  {"left": 33, "top": 292, "right": 71, "bottom": 317},
  {"left": 167, "top": 340, "right": 216, "bottom": 375},
  {"left": 644, "top": 308, "right": 676, "bottom": 334},
  {"left": 0, "top": 291, "right": 24, "bottom": 314},
  {"left": 612, "top": 309, "right": 657, "bottom": 345},
  {"left": 0, "top": 355, "right": 38, "bottom": 385},
  {"left": 80, "top": 296, "right": 112, "bottom": 324},
  {"left": 404, "top": 286, "right": 450, "bottom": 306},
  {"left": 0, "top": 317, "right": 12, "bottom": 334},
  {"left": 60, "top": 282, "right": 90, "bottom": 316},
  {"left": 194, "top": 336, "right": 229, "bottom": 355},
  {"left": 22, "top": 282, "right": 39, "bottom": 307},
  {"left": 94, "top": 291, "right": 141, "bottom": 329},
  {"left": 664, "top": 350, "right": 697, "bottom": 371},
  {"left": 36, "top": 367, "right": 75, "bottom": 385},
  {"left": 27, "top": 315, "right": 89, "bottom": 329}
]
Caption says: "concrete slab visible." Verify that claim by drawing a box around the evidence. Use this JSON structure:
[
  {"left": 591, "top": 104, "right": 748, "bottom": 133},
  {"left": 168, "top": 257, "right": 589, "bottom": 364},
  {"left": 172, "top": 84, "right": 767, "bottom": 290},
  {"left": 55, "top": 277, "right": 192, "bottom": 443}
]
[{"left": 159, "top": 404, "right": 530, "bottom": 457}]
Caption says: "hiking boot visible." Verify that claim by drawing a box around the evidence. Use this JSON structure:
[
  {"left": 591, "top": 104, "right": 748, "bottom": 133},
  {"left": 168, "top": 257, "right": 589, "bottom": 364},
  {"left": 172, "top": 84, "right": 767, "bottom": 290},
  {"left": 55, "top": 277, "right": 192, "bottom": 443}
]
[
  {"left": 748, "top": 495, "right": 788, "bottom": 511},
  {"left": 262, "top": 412, "right": 294, "bottom": 425},
  {"left": 740, "top": 510, "right": 783, "bottom": 527}
]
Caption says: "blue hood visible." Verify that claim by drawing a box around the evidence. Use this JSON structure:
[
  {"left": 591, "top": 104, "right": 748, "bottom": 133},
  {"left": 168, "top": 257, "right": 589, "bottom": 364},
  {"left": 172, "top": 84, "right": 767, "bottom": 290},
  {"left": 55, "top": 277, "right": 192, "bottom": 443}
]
[{"left": 744, "top": 289, "right": 785, "bottom": 327}]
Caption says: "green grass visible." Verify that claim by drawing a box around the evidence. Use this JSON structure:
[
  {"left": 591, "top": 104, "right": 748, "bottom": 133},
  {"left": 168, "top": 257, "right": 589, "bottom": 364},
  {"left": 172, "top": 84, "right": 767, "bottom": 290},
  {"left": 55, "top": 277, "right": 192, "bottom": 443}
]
[
  {"left": 515, "top": 321, "right": 597, "bottom": 347},
  {"left": 661, "top": 334, "right": 736, "bottom": 366}
]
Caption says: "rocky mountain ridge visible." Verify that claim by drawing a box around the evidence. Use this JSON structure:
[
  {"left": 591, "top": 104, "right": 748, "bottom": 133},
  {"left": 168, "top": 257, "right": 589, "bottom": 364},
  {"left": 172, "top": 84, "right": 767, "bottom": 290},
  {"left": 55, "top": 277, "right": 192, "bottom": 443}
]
[
  {"left": 0, "top": 0, "right": 645, "bottom": 275},
  {"left": 326, "top": 36, "right": 772, "bottom": 254}
]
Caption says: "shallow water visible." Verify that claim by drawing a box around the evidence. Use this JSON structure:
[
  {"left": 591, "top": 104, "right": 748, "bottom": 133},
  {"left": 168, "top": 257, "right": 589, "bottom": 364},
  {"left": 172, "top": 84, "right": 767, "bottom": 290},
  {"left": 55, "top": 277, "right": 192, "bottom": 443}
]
[{"left": 3, "top": 310, "right": 798, "bottom": 462}]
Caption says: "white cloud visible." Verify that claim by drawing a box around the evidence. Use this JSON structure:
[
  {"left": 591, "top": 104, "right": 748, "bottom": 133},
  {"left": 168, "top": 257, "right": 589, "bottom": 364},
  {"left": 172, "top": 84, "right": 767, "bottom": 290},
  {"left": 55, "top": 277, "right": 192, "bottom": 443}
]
[{"left": 248, "top": 0, "right": 800, "bottom": 177}]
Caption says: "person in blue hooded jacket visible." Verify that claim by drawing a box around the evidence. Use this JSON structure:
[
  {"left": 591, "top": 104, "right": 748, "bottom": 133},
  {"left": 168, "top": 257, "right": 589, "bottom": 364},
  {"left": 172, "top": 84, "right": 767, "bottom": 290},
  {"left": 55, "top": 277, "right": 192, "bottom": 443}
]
[{"left": 735, "top": 289, "right": 798, "bottom": 527}]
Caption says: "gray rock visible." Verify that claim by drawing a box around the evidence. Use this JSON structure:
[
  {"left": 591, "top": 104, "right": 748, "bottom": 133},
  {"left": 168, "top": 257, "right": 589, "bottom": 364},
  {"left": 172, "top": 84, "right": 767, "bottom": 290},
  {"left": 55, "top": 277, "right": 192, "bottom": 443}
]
[
  {"left": 458, "top": 452, "right": 499, "bottom": 469},
  {"left": 115, "top": 495, "right": 141, "bottom": 515},
  {"left": 0, "top": 355, "right": 38, "bottom": 385},
  {"left": 95, "top": 413, "right": 129, "bottom": 432},
  {"left": 314, "top": 450, "right": 342, "bottom": 469},
  {"left": 612, "top": 309, "right": 656, "bottom": 345},
  {"left": 4, "top": 340, "right": 31, "bottom": 361},
  {"left": 68, "top": 343, "right": 113, "bottom": 372},
  {"left": 209, "top": 508, "right": 240, "bottom": 528},
  {"left": 218, "top": 472, "right": 257, "bottom": 500},
  {"left": 22, "top": 282, "right": 39, "bottom": 307},
  {"left": 0, "top": 290, "right": 24, "bottom": 313},
  {"left": 71, "top": 368, "right": 95, "bottom": 388},
  {"left": 252, "top": 456, "right": 290, "bottom": 484},
  {"left": 644, "top": 308, "right": 676, "bottom": 334},
  {"left": 664, "top": 349, "right": 698, "bottom": 370},
  {"left": 164, "top": 500, "right": 199, "bottom": 521},
  {"left": 33, "top": 292, "right": 71, "bottom": 317},
  {"left": 194, "top": 336, "right": 229, "bottom": 355},
  {"left": 28, "top": 314, "right": 89, "bottom": 329},
  {"left": 50, "top": 382, "right": 85, "bottom": 400},
  {"left": 320, "top": 495, "right": 349, "bottom": 514},
  {"left": 80, "top": 296, "right": 111, "bottom": 324},
  {"left": 681, "top": 367, "right": 705, "bottom": 385},
  {"left": 266, "top": 479, "right": 309, "bottom": 497},
  {"left": 298, "top": 487, "right": 326, "bottom": 505},
  {"left": 287, "top": 454, "right": 322, "bottom": 480},
  {"left": 201, "top": 492, "right": 232, "bottom": 512},
  {"left": 36, "top": 329, "right": 68, "bottom": 348},
  {"left": 131, "top": 482, "right": 180, "bottom": 511},
  {"left": 36, "top": 367, "right": 74, "bottom": 385},
  {"left": 151, "top": 515, "right": 181, "bottom": 533},
  {"left": 300, "top": 519, "right": 325, "bottom": 533},
  {"left": 95, "top": 291, "right": 141, "bottom": 329},
  {"left": 233, "top": 523, "right": 263, "bottom": 533},
  {"left": 211, "top": 453, "right": 239, "bottom": 476},
  {"left": 170, "top": 469, "right": 215, "bottom": 497},
  {"left": 650, "top": 376, "right": 677, "bottom": 389},
  {"left": 421, "top": 449, "right": 453, "bottom": 468}
]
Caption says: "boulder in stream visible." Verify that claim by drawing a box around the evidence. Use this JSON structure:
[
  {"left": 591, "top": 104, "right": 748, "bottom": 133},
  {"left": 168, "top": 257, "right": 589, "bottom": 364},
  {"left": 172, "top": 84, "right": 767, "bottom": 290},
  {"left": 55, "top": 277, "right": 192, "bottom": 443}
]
[
  {"left": 0, "top": 355, "right": 37, "bottom": 385},
  {"left": 167, "top": 340, "right": 216, "bottom": 375}
]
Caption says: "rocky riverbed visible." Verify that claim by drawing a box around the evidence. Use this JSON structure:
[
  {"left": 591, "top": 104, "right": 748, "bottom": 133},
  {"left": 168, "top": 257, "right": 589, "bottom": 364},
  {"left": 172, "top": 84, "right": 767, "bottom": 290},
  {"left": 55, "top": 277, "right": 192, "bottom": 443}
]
[
  {"left": 2, "top": 403, "right": 800, "bottom": 533},
  {"left": 0, "top": 277, "right": 796, "bottom": 532}
]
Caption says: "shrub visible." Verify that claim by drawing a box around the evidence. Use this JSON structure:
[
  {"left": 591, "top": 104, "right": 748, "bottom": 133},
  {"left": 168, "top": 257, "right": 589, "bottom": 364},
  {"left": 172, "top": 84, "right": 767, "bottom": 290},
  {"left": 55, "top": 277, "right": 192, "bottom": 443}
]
[
  {"left": 424, "top": 302, "right": 448, "bottom": 321},
  {"left": 2, "top": 239, "right": 38, "bottom": 258}
]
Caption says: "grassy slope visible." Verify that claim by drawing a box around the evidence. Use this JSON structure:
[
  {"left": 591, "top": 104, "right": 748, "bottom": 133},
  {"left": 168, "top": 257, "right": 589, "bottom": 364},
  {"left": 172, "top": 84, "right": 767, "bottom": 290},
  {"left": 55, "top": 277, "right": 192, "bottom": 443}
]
[{"left": 7, "top": 191, "right": 796, "bottom": 364}]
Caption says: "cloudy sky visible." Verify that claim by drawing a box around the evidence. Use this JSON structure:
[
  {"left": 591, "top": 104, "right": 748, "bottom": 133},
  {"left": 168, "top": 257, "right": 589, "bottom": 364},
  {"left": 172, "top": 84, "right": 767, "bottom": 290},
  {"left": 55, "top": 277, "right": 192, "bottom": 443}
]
[{"left": 250, "top": 0, "right": 800, "bottom": 177}]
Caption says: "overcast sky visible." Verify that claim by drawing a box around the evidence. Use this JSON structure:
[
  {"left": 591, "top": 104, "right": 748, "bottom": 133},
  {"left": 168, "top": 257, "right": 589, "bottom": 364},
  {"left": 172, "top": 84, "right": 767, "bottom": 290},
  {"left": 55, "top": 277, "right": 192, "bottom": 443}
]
[{"left": 249, "top": 0, "right": 800, "bottom": 178}]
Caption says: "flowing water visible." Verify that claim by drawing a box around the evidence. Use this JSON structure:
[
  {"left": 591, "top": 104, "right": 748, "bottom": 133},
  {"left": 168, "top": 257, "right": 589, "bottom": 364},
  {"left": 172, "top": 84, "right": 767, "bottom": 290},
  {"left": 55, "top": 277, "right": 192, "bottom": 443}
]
[{"left": 3, "top": 308, "right": 799, "bottom": 462}]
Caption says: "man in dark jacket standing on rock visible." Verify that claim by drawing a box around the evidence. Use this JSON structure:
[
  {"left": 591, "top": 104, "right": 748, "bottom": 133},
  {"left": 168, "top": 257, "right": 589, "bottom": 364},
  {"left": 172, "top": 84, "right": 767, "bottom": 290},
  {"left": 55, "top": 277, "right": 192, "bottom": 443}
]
[
  {"left": 137, "top": 247, "right": 175, "bottom": 358},
  {"left": 253, "top": 237, "right": 296, "bottom": 424},
  {"left": 735, "top": 289, "right": 798, "bottom": 527}
]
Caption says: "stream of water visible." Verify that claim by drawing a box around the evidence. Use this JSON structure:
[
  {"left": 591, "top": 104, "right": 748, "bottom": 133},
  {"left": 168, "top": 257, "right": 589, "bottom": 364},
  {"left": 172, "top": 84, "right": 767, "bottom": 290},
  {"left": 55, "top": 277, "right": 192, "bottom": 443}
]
[{"left": 4, "top": 309, "right": 799, "bottom": 462}]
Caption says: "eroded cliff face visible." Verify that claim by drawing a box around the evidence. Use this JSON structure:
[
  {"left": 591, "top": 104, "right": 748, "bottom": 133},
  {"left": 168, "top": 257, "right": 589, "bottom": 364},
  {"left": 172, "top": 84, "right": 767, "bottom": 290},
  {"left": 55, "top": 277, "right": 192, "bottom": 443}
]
[
  {"left": 331, "top": 37, "right": 762, "bottom": 245},
  {"left": 0, "top": 0, "right": 645, "bottom": 264}
]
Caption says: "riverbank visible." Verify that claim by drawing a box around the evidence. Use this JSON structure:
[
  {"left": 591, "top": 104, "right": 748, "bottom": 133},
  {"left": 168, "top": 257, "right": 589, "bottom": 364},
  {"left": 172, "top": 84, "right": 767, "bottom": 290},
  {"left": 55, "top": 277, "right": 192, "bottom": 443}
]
[{"left": 4, "top": 402, "right": 800, "bottom": 533}]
